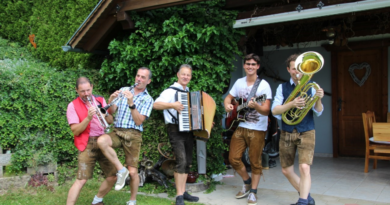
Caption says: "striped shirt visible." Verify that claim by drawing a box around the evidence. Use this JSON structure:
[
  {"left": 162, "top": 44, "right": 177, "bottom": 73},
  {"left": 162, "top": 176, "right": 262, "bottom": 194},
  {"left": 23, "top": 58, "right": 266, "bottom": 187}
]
[{"left": 114, "top": 87, "right": 154, "bottom": 132}]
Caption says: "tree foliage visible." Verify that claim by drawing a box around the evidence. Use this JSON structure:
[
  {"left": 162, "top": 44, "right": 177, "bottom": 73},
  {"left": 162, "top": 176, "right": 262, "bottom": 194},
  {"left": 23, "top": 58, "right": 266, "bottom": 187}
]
[
  {"left": 0, "top": 0, "right": 102, "bottom": 69},
  {"left": 0, "top": 37, "right": 105, "bottom": 172},
  {"left": 101, "top": 0, "right": 244, "bottom": 174}
]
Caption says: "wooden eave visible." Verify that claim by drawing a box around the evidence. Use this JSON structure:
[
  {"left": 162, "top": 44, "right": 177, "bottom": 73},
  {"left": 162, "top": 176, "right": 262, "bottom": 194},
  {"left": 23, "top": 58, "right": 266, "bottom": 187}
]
[{"left": 65, "top": 0, "right": 204, "bottom": 53}]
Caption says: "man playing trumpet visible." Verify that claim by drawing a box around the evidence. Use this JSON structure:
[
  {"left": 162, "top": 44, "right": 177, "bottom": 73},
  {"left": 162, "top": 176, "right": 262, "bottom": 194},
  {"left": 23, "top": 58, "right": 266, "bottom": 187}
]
[
  {"left": 66, "top": 77, "right": 117, "bottom": 205},
  {"left": 272, "top": 53, "right": 324, "bottom": 205}
]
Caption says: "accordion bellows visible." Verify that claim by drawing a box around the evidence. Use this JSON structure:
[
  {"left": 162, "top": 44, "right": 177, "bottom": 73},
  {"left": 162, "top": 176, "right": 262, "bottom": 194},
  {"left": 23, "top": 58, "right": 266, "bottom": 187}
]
[{"left": 176, "top": 91, "right": 216, "bottom": 140}]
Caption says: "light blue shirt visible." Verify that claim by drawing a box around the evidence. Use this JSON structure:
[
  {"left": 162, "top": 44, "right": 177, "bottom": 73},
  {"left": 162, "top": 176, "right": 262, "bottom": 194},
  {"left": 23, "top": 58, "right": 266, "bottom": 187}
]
[{"left": 271, "top": 78, "right": 323, "bottom": 120}]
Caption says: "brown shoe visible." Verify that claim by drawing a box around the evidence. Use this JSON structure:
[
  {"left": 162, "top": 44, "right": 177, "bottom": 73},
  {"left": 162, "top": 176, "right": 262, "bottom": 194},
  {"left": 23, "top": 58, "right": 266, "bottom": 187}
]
[
  {"left": 247, "top": 192, "right": 257, "bottom": 205},
  {"left": 236, "top": 184, "right": 251, "bottom": 199}
]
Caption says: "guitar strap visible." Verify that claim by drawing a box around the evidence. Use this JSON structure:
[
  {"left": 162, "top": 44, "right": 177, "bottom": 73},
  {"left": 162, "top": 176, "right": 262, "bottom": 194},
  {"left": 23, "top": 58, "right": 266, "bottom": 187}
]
[
  {"left": 247, "top": 77, "right": 262, "bottom": 103},
  {"left": 166, "top": 86, "right": 189, "bottom": 124}
]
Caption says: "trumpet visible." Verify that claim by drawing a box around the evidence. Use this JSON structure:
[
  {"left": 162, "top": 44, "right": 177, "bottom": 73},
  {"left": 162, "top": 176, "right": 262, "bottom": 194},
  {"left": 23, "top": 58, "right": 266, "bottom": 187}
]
[
  {"left": 87, "top": 96, "right": 110, "bottom": 133},
  {"left": 99, "top": 82, "right": 139, "bottom": 115}
]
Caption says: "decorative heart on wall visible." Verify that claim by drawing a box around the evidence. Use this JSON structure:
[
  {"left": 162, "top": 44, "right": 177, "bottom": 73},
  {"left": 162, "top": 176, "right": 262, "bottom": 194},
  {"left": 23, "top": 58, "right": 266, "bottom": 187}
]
[{"left": 348, "top": 62, "right": 371, "bottom": 87}]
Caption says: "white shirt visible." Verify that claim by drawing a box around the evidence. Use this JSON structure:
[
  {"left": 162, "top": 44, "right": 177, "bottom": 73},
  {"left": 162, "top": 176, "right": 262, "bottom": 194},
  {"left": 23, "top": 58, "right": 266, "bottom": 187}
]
[
  {"left": 229, "top": 76, "right": 272, "bottom": 131},
  {"left": 155, "top": 82, "right": 189, "bottom": 124},
  {"left": 271, "top": 78, "right": 323, "bottom": 120}
]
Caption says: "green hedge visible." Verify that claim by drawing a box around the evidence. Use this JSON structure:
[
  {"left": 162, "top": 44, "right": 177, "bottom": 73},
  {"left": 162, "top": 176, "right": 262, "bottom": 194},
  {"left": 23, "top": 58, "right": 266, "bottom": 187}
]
[
  {"left": 0, "top": 37, "right": 105, "bottom": 172},
  {"left": 0, "top": 0, "right": 101, "bottom": 70},
  {"left": 1, "top": 0, "right": 245, "bottom": 177},
  {"left": 101, "top": 0, "right": 245, "bottom": 174}
]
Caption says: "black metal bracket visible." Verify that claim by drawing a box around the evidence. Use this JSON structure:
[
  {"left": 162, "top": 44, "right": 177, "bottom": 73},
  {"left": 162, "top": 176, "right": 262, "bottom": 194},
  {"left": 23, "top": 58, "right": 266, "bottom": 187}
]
[
  {"left": 296, "top": 4, "right": 303, "bottom": 13},
  {"left": 317, "top": 1, "right": 325, "bottom": 10}
]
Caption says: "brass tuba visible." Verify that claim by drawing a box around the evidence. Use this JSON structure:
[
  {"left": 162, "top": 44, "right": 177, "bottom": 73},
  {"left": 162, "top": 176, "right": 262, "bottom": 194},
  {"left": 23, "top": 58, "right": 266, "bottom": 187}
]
[{"left": 282, "top": 51, "right": 324, "bottom": 125}]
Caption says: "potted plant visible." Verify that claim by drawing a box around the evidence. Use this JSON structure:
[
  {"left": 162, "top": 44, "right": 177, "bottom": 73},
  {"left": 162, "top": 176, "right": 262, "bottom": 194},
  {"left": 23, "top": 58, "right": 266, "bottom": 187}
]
[{"left": 27, "top": 150, "right": 57, "bottom": 175}]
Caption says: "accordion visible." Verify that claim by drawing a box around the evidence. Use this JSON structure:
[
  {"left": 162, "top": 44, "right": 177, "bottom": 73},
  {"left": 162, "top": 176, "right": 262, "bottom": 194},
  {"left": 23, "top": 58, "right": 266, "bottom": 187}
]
[{"left": 176, "top": 91, "right": 216, "bottom": 139}]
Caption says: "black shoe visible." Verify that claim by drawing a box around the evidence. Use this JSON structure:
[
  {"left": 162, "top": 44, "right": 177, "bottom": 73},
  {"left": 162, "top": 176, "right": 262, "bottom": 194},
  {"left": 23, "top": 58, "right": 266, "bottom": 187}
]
[
  {"left": 309, "top": 197, "right": 315, "bottom": 205},
  {"left": 176, "top": 195, "right": 185, "bottom": 205},
  {"left": 290, "top": 202, "right": 307, "bottom": 205},
  {"left": 183, "top": 191, "right": 199, "bottom": 202},
  {"left": 290, "top": 198, "right": 314, "bottom": 205},
  {"left": 269, "top": 159, "right": 276, "bottom": 168}
]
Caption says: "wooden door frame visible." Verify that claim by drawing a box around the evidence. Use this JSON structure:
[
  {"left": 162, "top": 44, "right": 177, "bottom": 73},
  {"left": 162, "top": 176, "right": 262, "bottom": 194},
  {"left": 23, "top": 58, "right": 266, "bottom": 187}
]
[{"left": 323, "top": 39, "right": 389, "bottom": 157}]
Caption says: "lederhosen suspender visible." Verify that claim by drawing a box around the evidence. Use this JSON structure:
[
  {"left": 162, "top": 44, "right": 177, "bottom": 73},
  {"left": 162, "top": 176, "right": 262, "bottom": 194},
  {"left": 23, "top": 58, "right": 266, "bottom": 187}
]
[{"left": 166, "top": 86, "right": 188, "bottom": 124}]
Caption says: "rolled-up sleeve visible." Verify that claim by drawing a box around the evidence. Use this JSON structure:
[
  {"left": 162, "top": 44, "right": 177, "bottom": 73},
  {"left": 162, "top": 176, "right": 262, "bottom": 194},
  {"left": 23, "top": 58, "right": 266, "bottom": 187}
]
[
  {"left": 66, "top": 102, "right": 80, "bottom": 125},
  {"left": 311, "top": 87, "right": 323, "bottom": 117},
  {"left": 271, "top": 84, "right": 283, "bottom": 120}
]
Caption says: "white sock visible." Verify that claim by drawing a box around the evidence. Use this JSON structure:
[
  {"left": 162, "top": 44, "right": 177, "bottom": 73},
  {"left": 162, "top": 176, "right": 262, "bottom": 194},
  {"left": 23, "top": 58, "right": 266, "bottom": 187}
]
[
  {"left": 92, "top": 195, "right": 103, "bottom": 204},
  {"left": 118, "top": 167, "right": 127, "bottom": 173}
]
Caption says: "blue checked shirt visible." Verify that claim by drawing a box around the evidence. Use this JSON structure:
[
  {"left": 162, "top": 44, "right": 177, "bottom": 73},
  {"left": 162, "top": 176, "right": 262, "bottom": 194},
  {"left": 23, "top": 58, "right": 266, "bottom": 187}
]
[{"left": 114, "top": 87, "right": 154, "bottom": 132}]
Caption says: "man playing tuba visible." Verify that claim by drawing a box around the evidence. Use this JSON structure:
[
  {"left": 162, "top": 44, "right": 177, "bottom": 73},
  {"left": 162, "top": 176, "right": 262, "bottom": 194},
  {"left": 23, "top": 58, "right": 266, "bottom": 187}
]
[{"left": 272, "top": 53, "right": 324, "bottom": 205}]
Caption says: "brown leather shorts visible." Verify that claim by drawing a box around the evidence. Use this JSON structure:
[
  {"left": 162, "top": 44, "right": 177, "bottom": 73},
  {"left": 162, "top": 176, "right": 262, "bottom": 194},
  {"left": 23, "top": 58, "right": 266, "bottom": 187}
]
[
  {"left": 279, "top": 129, "right": 315, "bottom": 168},
  {"left": 228, "top": 127, "right": 266, "bottom": 175},
  {"left": 107, "top": 128, "right": 143, "bottom": 168},
  {"left": 77, "top": 137, "right": 117, "bottom": 180}
]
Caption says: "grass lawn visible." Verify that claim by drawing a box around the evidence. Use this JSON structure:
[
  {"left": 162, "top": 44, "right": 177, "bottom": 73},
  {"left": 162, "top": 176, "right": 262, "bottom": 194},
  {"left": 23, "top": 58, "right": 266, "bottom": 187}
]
[{"left": 0, "top": 178, "right": 204, "bottom": 205}]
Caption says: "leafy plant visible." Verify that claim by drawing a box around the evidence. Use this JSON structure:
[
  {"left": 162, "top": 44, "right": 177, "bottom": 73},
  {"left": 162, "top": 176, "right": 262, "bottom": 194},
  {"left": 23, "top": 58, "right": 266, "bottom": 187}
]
[
  {"left": 0, "top": 0, "right": 101, "bottom": 69},
  {"left": 196, "top": 174, "right": 221, "bottom": 194},
  {"left": 28, "top": 172, "right": 48, "bottom": 187},
  {"left": 27, "top": 151, "right": 56, "bottom": 167},
  {"left": 56, "top": 162, "right": 77, "bottom": 185},
  {"left": 101, "top": 0, "right": 244, "bottom": 177},
  {"left": 47, "top": 174, "right": 55, "bottom": 182},
  {"left": 138, "top": 181, "right": 176, "bottom": 197},
  {"left": 0, "top": 37, "right": 107, "bottom": 173}
]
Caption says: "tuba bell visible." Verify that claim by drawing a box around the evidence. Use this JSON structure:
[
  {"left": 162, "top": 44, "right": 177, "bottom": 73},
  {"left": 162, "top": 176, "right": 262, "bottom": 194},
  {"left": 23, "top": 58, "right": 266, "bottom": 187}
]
[{"left": 282, "top": 51, "right": 324, "bottom": 125}]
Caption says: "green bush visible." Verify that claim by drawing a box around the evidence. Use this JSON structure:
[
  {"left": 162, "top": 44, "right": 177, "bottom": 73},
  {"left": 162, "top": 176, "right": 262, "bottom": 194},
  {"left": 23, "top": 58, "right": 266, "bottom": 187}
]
[
  {"left": 1, "top": 0, "right": 245, "bottom": 179},
  {"left": 0, "top": 37, "right": 105, "bottom": 172},
  {"left": 101, "top": 0, "right": 245, "bottom": 175},
  {"left": 0, "top": 0, "right": 101, "bottom": 69}
]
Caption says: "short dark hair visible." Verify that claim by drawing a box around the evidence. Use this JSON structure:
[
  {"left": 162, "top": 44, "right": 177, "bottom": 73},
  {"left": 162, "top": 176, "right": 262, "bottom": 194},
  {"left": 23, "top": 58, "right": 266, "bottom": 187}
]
[
  {"left": 138, "top": 67, "right": 152, "bottom": 79},
  {"left": 286, "top": 54, "right": 300, "bottom": 68},
  {"left": 76, "top": 77, "right": 91, "bottom": 89},
  {"left": 244, "top": 53, "right": 261, "bottom": 65}
]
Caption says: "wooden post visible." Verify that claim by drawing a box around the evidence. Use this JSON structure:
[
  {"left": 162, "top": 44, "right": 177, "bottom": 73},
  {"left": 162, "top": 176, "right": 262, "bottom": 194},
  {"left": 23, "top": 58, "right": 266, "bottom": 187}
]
[
  {"left": 0, "top": 146, "right": 12, "bottom": 177},
  {"left": 0, "top": 146, "right": 2, "bottom": 177}
]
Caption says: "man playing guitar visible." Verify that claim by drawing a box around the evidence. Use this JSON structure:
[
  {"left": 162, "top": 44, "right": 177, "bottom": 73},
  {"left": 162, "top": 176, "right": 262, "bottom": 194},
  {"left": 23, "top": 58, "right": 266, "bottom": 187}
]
[{"left": 223, "top": 53, "right": 272, "bottom": 205}]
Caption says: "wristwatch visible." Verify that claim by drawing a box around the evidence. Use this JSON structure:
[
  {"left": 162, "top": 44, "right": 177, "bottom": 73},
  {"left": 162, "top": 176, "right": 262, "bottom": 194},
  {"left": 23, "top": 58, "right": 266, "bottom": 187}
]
[{"left": 129, "top": 104, "right": 136, "bottom": 110}]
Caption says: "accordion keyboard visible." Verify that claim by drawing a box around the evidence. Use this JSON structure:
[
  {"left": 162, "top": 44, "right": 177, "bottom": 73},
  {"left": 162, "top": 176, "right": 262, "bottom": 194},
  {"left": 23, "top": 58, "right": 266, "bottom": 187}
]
[{"left": 178, "top": 92, "right": 191, "bottom": 131}]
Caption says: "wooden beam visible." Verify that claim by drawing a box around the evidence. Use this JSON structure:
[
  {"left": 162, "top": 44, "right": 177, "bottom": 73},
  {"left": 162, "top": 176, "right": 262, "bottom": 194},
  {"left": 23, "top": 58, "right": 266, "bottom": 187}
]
[
  {"left": 119, "top": 0, "right": 203, "bottom": 12},
  {"left": 82, "top": 15, "right": 118, "bottom": 52},
  {"left": 70, "top": 0, "right": 115, "bottom": 48},
  {"left": 117, "top": 11, "right": 134, "bottom": 30}
]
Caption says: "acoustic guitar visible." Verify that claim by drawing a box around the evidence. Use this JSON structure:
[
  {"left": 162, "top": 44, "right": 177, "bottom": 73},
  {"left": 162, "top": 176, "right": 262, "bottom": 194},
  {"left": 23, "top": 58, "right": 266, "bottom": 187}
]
[{"left": 225, "top": 94, "right": 267, "bottom": 130}]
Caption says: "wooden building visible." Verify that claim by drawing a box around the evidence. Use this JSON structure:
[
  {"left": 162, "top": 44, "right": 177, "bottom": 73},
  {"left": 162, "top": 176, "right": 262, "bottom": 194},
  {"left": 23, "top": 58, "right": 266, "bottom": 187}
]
[{"left": 64, "top": 0, "right": 390, "bottom": 157}]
